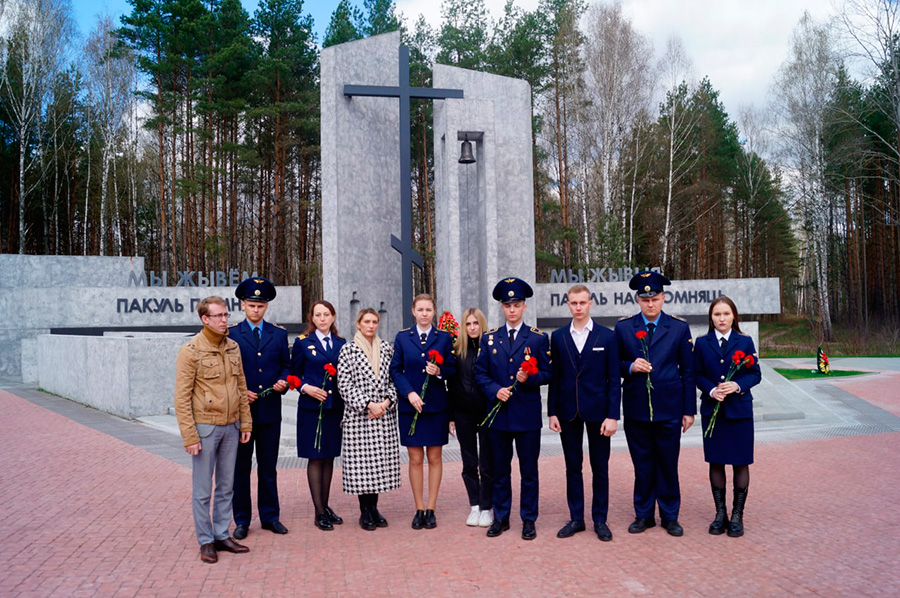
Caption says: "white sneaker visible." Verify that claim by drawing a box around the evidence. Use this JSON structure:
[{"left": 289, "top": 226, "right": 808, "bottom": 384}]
[
  {"left": 478, "top": 509, "right": 493, "bottom": 527},
  {"left": 466, "top": 506, "right": 480, "bottom": 526}
]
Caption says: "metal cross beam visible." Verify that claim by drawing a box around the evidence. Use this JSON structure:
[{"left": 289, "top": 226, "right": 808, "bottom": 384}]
[{"left": 344, "top": 46, "right": 463, "bottom": 328}]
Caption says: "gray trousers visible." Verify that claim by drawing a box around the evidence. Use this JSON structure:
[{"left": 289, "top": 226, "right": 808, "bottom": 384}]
[{"left": 192, "top": 422, "right": 240, "bottom": 545}]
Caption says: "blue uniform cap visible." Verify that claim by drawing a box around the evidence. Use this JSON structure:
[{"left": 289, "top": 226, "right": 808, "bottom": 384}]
[
  {"left": 235, "top": 277, "right": 276, "bottom": 302},
  {"left": 629, "top": 271, "right": 671, "bottom": 297},
  {"left": 492, "top": 277, "right": 533, "bottom": 303}
]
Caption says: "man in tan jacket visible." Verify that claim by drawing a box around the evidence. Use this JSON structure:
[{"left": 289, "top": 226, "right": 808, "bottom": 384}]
[{"left": 174, "top": 296, "right": 253, "bottom": 563}]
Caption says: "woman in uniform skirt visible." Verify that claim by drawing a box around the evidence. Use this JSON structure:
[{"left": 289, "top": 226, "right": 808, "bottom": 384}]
[
  {"left": 448, "top": 307, "right": 493, "bottom": 527},
  {"left": 337, "top": 308, "right": 401, "bottom": 530},
  {"left": 291, "top": 300, "right": 345, "bottom": 531},
  {"left": 389, "top": 294, "right": 456, "bottom": 530},
  {"left": 695, "top": 296, "right": 762, "bottom": 537}
]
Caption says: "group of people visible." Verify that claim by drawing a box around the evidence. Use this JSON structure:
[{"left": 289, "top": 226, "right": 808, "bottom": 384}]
[{"left": 174, "top": 272, "right": 761, "bottom": 564}]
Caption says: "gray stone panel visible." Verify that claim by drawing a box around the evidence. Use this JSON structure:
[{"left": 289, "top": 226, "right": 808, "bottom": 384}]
[
  {"left": 0, "top": 254, "right": 144, "bottom": 287},
  {"left": 321, "top": 32, "right": 405, "bottom": 338},
  {"left": 433, "top": 66, "right": 535, "bottom": 327},
  {"left": 37, "top": 333, "right": 187, "bottom": 418},
  {"left": 535, "top": 278, "right": 781, "bottom": 320}
]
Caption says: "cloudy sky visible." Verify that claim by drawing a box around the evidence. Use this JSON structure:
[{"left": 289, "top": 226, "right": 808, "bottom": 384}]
[{"left": 70, "top": 0, "right": 844, "bottom": 120}]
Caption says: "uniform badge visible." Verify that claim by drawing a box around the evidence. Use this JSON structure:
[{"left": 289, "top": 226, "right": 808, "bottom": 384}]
[
  {"left": 644, "top": 285, "right": 650, "bottom": 292},
  {"left": 640, "top": 272, "right": 651, "bottom": 278},
  {"left": 508, "top": 290, "right": 514, "bottom": 297},
  {"left": 312, "top": 350, "right": 316, "bottom": 356},
  {"left": 492, "top": 349, "right": 497, "bottom": 355}
]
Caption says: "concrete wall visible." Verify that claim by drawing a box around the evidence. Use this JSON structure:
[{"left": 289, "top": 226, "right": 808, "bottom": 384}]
[
  {"left": 37, "top": 333, "right": 190, "bottom": 418},
  {"left": 321, "top": 32, "right": 405, "bottom": 338},
  {"left": 433, "top": 65, "right": 535, "bottom": 321}
]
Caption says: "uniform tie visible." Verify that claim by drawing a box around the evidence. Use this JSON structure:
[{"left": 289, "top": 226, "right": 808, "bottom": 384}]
[
  {"left": 647, "top": 322, "right": 655, "bottom": 342},
  {"left": 254, "top": 326, "right": 261, "bottom": 346},
  {"left": 325, "top": 336, "right": 333, "bottom": 354},
  {"left": 509, "top": 328, "right": 516, "bottom": 345},
  {"left": 420, "top": 332, "right": 427, "bottom": 344},
  {"left": 720, "top": 336, "right": 726, "bottom": 354}
]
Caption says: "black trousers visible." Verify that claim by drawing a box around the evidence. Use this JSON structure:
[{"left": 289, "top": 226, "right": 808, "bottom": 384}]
[
  {"left": 455, "top": 410, "right": 493, "bottom": 510},
  {"left": 559, "top": 416, "right": 611, "bottom": 523}
]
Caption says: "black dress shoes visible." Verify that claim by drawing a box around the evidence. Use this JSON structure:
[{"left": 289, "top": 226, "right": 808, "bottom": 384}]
[
  {"left": 556, "top": 520, "right": 586, "bottom": 538},
  {"left": 628, "top": 517, "right": 656, "bottom": 534},
  {"left": 199, "top": 543, "right": 217, "bottom": 564},
  {"left": 370, "top": 507, "right": 388, "bottom": 528},
  {"left": 411, "top": 509, "right": 426, "bottom": 530},
  {"left": 661, "top": 519, "right": 684, "bottom": 537},
  {"left": 359, "top": 508, "right": 376, "bottom": 531},
  {"left": 594, "top": 521, "right": 613, "bottom": 542},
  {"left": 423, "top": 509, "right": 437, "bottom": 529},
  {"left": 233, "top": 525, "right": 249, "bottom": 540},
  {"left": 213, "top": 538, "right": 249, "bottom": 553},
  {"left": 262, "top": 521, "right": 289, "bottom": 534},
  {"left": 324, "top": 506, "right": 344, "bottom": 525},
  {"left": 486, "top": 519, "right": 510, "bottom": 537},
  {"left": 522, "top": 520, "right": 537, "bottom": 540},
  {"left": 315, "top": 513, "right": 334, "bottom": 531}
]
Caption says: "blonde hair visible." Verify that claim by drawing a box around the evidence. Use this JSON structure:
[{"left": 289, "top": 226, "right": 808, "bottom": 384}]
[{"left": 455, "top": 307, "right": 488, "bottom": 360}]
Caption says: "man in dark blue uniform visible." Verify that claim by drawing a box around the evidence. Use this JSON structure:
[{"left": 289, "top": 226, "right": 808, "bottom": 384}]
[
  {"left": 614, "top": 271, "right": 695, "bottom": 537},
  {"left": 548, "top": 284, "right": 620, "bottom": 541},
  {"left": 474, "top": 277, "right": 551, "bottom": 540},
  {"left": 230, "top": 277, "right": 292, "bottom": 539}
]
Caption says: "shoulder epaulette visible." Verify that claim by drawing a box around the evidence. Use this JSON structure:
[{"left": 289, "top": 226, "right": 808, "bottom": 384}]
[
  {"left": 487, "top": 327, "right": 499, "bottom": 334},
  {"left": 335, "top": 334, "right": 344, "bottom": 339},
  {"left": 399, "top": 327, "right": 411, "bottom": 333},
  {"left": 618, "top": 315, "right": 630, "bottom": 321},
  {"left": 271, "top": 323, "right": 286, "bottom": 330},
  {"left": 229, "top": 322, "right": 239, "bottom": 328},
  {"left": 530, "top": 326, "right": 545, "bottom": 335},
  {"left": 672, "top": 315, "right": 686, "bottom": 322},
  {"left": 297, "top": 333, "right": 308, "bottom": 340}
]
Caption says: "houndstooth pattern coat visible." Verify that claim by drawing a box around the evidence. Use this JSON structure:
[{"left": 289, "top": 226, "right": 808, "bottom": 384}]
[{"left": 337, "top": 340, "right": 401, "bottom": 495}]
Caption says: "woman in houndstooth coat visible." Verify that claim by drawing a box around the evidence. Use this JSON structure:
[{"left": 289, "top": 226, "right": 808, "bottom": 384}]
[{"left": 337, "top": 307, "right": 401, "bottom": 530}]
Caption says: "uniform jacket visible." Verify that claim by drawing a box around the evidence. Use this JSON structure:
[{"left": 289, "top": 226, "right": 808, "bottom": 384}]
[
  {"left": 695, "top": 331, "right": 761, "bottom": 419},
  {"left": 614, "top": 312, "right": 696, "bottom": 421},
  {"left": 474, "top": 324, "right": 552, "bottom": 432},
  {"left": 290, "top": 332, "right": 346, "bottom": 411},
  {"left": 174, "top": 326, "right": 252, "bottom": 447},
  {"left": 230, "top": 319, "right": 291, "bottom": 424},
  {"left": 548, "top": 321, "right": 621, "bottom": 422},
  {"left": 390, "top": 327, "right": 457, "bottom": 414}
]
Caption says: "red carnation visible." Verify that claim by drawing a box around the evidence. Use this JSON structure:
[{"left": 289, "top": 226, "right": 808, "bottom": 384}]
[
  {"left": 324, "top": 363, "right": 337, "bottom": 376},
  {"left": 744, "top": 355, "right": 755, "bottom": 368},
  {"left": 428, "top": 349, "right": 444, "bottom": 366},
  {"left": 635, "top": 330, "right": 648, "bottom": 340},
  {"left": 521, "top": 357, "right": 539, "bottom": 376},
  {"left": 732, "top": 350, "right": 746, "bottom": 364},
  {"left": 287, "top": 375, "right": 302, "bottom": 390}
]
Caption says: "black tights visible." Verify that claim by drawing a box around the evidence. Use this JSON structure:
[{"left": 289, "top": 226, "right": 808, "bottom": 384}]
[
  {"left": 307, "top": 458, "right": 335, "bottom": 515},
  {"left": 358, "top": 493, "right": 379, "bottom": 512},
  {"left": 709, "top": 463, "right": 750, "bottom": 489}
]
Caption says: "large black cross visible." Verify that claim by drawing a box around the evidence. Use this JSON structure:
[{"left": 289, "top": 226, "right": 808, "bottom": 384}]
[{"left": 344, "top": 46, "right": 463, "bottom": 329}]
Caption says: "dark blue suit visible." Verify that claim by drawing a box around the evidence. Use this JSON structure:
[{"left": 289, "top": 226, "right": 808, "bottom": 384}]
[
  {"left": 614, "top": 312, "right": 696, "bottom": 521},
  {"left": 290, "top": 332, "right": 346, "bottom": 458},
  {"left": 549, "top": 321, "right": 620, "bottom": 524},
  {"left": 230, "top": 320, "right": 291, "bottom": 526},
  {"left": 474, "top": 324, "right": 552, "bottom": 523},
  {"left": 390, "top": 327, "right": 457, "bottom": 447},
  {"left": 695, "top": 331, "right": 760, "bottom": 464}
]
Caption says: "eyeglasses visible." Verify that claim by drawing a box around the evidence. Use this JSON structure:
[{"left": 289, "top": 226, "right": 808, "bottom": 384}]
[{"left": 206, "top": 313, "right": 230, "bottom": 320}]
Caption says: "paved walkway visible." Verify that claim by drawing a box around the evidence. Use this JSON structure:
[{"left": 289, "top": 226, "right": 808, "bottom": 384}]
[{"left": 2, "top": 358, "right": 899, "bottom": 597}]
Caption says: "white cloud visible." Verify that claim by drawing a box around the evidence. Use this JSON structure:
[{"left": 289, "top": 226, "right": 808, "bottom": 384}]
[{"left": 396, "top": 0, "right": 840, "bottom": 119}]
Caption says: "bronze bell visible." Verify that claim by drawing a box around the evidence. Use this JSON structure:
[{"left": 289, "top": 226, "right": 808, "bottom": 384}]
[{"left": 458, "top": 139, "right": 475, "bottom": 164}]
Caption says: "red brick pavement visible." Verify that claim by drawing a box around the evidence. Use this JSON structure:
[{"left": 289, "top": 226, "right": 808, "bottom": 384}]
[
  {"left": 2, "top": 388, "right": 898, "bottom": 598},
  {"left": 831, "top": 368, "right": 900, "bottom": 417}
]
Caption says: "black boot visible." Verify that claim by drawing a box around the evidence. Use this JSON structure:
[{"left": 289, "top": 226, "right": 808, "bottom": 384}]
[
  {"left": 728, "top": 487, "right": 748, "bottom": 537},
  {"left": 709, "top": 486, "right": 728, "bottom": 535}
]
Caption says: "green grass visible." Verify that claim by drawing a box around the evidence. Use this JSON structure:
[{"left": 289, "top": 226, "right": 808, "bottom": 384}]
[{"left": 772, "top": 368, "right": 871, "bottom": 380}]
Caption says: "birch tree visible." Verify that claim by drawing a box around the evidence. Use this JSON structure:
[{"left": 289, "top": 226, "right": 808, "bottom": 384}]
[
  {"left": 0, "top": 0, "right": 74, "bottom": 253},
  {"left": 774, "top": 12, "right": 839, "bottom": 341}
]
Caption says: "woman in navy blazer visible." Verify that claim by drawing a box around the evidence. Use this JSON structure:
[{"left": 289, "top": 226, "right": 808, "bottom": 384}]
[
  {"left": 389, "top": 294, "right": 456, "bottom": 530},
  {"left": 695, "top": 296, "right": 761, "bottom": 538},
  {"left": 291, "top": 300, "right": 346, "bottom": 531}
]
